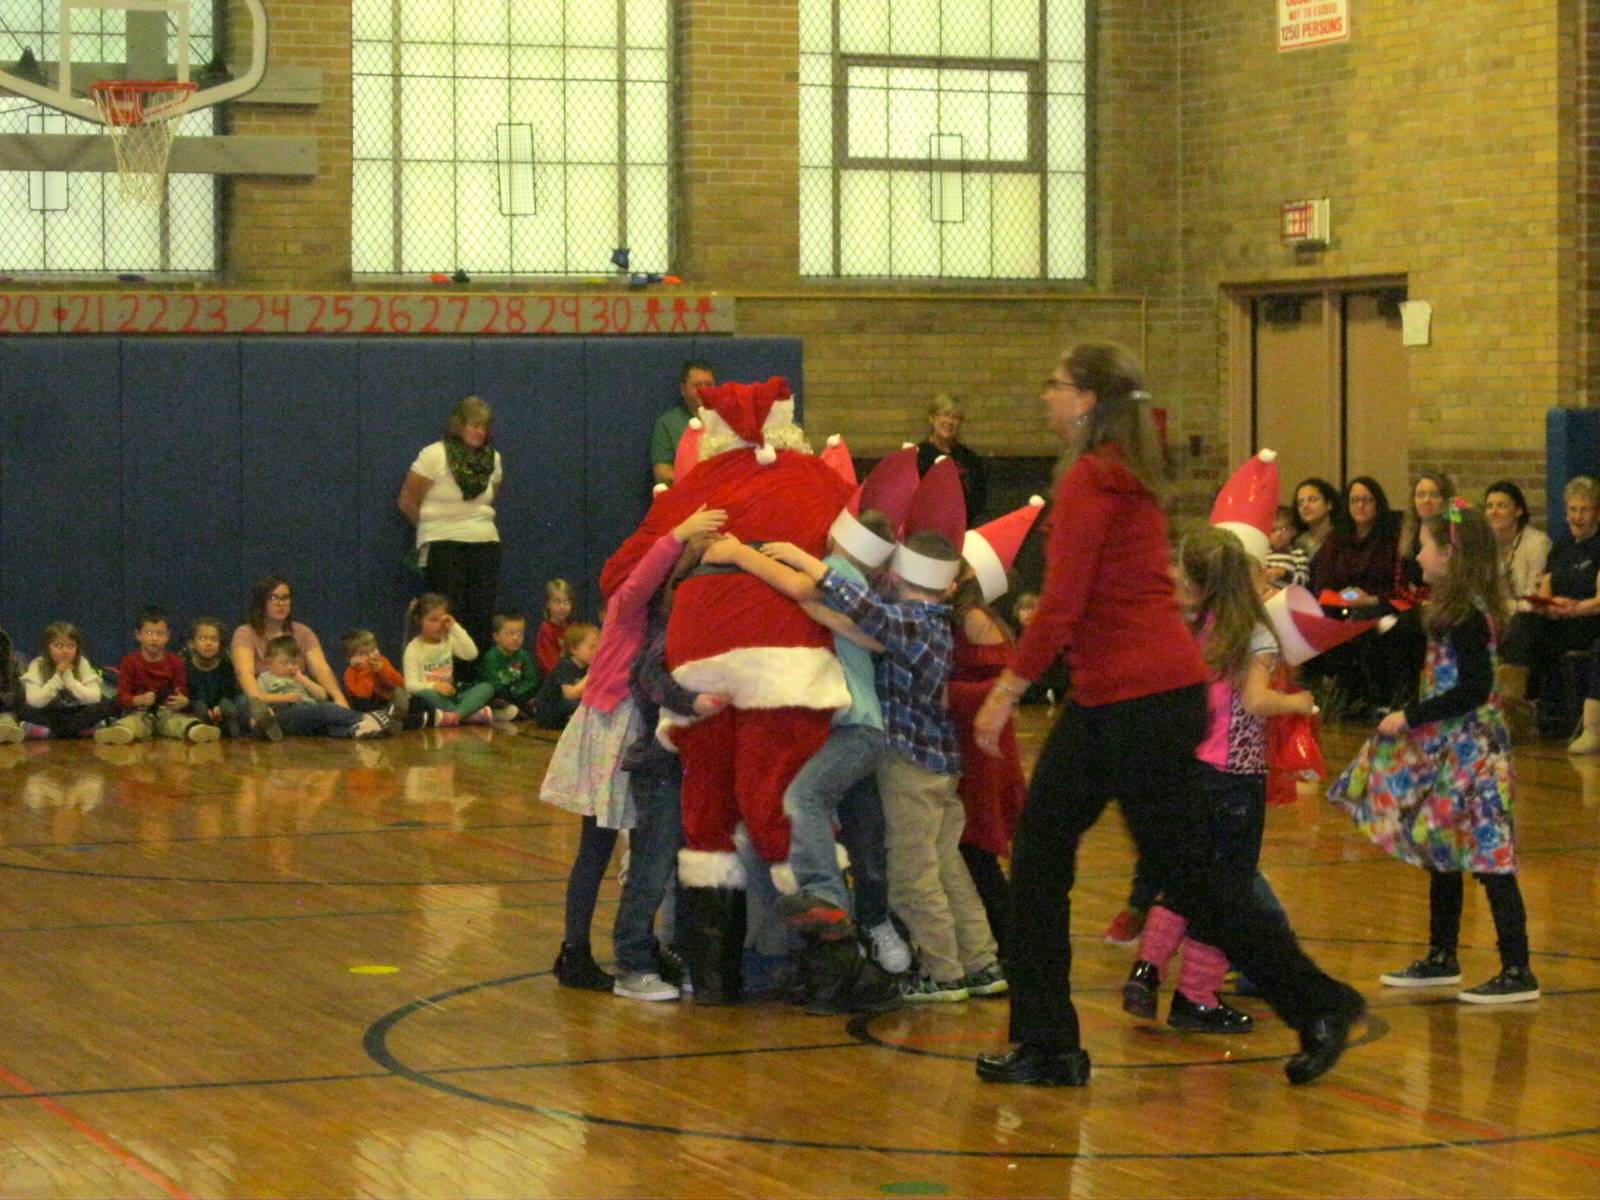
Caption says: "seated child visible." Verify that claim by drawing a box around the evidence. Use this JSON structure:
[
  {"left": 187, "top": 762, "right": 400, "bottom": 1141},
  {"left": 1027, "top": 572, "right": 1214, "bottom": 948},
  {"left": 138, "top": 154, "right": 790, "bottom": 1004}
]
[
  {"left": 0, "top": 622, "right": 24, "bottom": 744},
  {"left": 478, "top": 611, "right": 540, "bottom": 720},
  {"left": 1263, "top": 505, "right": 1311, "bottom": 590},
  {"left": 534, "top": 622, "right": 598, "bottom": 730},
  {"left": 402, "top": 594, "right": 495, "bottom": 726},
  {"left": 536, "top": 579, "right": 575, "bottom": 674},
  {"left": 18, "top": 622, "right": 117, "bottom": 740},
  {"left": 342, "top": 628, "right": 418, "bottom": 727},
  {"left": 185, "top": 616, "right": 245, "bottom": 737},
  {"left": 103, "top": 607, "right": 220, "bottom": 745},
  {"left": 257, "top": 635, "right": 388, "bottom": 739}
]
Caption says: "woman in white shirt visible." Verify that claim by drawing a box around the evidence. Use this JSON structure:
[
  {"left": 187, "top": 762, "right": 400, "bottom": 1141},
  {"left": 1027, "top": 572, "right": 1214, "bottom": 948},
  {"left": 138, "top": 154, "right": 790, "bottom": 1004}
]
[
  {"left": 1485, "top": 480, "right": 1552, "bottom": 613},
  {"left": 397, "top": 396, "right": 505, "bottom": 656}
]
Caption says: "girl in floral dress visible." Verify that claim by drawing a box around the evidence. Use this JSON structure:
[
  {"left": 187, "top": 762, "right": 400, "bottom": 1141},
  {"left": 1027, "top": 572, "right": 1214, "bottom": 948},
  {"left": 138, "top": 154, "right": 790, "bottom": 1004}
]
[{"left": 1327, "top": 502, "right": 1537, "bottom": 1004}]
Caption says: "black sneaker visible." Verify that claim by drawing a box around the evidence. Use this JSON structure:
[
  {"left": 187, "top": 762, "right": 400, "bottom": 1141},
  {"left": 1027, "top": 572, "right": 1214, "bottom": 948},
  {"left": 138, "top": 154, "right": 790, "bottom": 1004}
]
[
  {"left": 1379, "top": 948, "right": 1461, "bottom": 988},
  {"left": 552, "top": 943, "right": 613, "bottom": 991},
  {"left": 1168, "top": 990, "right": 1254, "bottom": 1033},
  {"left": 1459, "top": 966, "right": 1540, "bottom": 1005},
  {"left": 775, "top": 891, "right": 856, "bottom": 941}
]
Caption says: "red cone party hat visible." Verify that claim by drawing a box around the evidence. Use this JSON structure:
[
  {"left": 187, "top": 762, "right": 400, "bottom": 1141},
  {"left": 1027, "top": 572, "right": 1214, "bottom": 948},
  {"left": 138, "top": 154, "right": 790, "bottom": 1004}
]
[
  {"left": 818, "top": 434, "right": 857, "bottom": 488},
  {"left": 894, "top": 457, "right": 967, "bottom": 590},
  {"left": 1211, "top": 448, "right": 1279, "bottom": 565},
  {"left": 963, "top": 495, "right": 1046, "bottom": 603},
  {"left": 829, "top": 446, "right": 921, "bottom": 568},
  {"left": 672, "top": 417, "right": 704, "bottom": 486},
  {"left": 697, "top": 377, "right": 793, "bottom": 466},
  {"left": 1266, "top": 584, "right": 1394, "bottom": 666}
]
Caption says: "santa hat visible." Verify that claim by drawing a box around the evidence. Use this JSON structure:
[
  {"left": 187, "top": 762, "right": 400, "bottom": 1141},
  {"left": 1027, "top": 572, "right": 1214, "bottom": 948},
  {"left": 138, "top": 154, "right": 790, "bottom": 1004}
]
[
  {"left": 1266, "top": 584, "right": 1396, "bottom": 666},
  {"left": 673, "top": 417, "right": 704, "bottom": 485},
  {"left": 1211, "top": 449, "right": 1280, "bottom": 566},
  {"left": 894, "top": 457, "right": 967, "bottom": 591},
  {"left": 818, "top": 434, "right": 856, "bottom": 488},
  {"left": 829, "top": 446, "right": 921, "bottom": 568},
  {"left": 696, "top": 376, "right": 793, "bottom": 466},
  {"left": 963, "top": 495, "right": 1046, "bottom": 603}
]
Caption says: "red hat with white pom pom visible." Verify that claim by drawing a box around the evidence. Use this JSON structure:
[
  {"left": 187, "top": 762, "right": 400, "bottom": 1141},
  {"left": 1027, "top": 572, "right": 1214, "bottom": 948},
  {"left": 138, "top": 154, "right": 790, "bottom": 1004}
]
[
  {"left": 1210, "top": 448, "right": 1280, "bottom": 566},
  {"left": 672, "top": 417, "right": 704, "bottom": 485},
  {"left": 818, "top": 434, "right": 856, "bottom": 488},
  {"left": 1266, "top": 584, "right": 1396, "bottom": 666},
  {"left": 696, "top": 377, "right": 793, "bottom": 466},
  {"left": 963, "top": 495, "right": 1046, "bottom": 602}
]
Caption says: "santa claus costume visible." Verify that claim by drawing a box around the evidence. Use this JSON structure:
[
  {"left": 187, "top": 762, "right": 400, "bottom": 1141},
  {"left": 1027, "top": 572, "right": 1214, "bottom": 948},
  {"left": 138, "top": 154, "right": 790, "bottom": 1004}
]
[{"left": 600, "top": 377, "right": 852, "bottom": 1002}]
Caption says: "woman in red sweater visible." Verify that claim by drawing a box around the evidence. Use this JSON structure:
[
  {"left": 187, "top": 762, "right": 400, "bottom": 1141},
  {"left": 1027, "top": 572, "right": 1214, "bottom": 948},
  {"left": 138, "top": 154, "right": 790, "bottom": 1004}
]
[{"left": 972, "top": 343, "right": 1363, "bottom": 1088}]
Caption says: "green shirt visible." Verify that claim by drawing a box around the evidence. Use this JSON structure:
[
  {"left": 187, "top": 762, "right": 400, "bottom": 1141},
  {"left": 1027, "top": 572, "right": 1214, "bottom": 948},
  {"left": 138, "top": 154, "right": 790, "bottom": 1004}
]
[
  {"left": 650, "top": 403, "right": 695, "bottom": 469},
  {"left": 479, "top": 646, "right": 540, "bottom": 701}
]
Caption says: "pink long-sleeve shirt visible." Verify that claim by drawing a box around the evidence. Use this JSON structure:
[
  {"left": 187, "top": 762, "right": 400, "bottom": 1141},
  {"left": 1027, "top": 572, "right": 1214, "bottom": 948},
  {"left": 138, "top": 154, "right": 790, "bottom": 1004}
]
[{"left": 582, "top": 531, "right": 685, "bottom": 713}]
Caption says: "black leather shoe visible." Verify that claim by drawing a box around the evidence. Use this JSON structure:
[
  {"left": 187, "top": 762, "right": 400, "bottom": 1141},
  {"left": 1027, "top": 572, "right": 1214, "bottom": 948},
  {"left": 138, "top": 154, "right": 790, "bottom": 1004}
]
[
  {"left": 1168, "top": 990, "right": 1254, "bottom": 1033},
  {"left": 1122, "top": 960, "right": 1160, "bottom": 1018},
  {"left": 976, "top": 1044, "right": 1091, "bottom": 1086},
  {"left": 1284, "top": 1001, "right": 1364, "bottom": 1084}
]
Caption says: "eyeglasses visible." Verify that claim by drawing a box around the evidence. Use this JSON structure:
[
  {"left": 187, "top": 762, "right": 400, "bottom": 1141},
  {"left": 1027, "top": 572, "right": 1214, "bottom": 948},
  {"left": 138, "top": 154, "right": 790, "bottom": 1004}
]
[
  {"left": 267, "top": 592, "right": 292, "bottom": 602},
  {"left": 1043, "top": 377, "right": 1080, "bottom": 392}
]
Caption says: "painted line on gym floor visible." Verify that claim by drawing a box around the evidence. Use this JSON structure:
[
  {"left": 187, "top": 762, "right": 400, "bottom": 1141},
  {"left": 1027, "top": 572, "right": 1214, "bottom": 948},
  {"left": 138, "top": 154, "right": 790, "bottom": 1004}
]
[
  {"left": 0, "top": 858, "right": 567, "bottom": 887},
  {"left": 452, "top": 831, "right": 572, "bottom": 871},
  {"left": 358, "top": 970, "right": 1600, "bottom": 1161},
  {"left": 0, "top": 1059, "right": 196, "bottom": 1199},
  {"left": 0, "top": 818, "right": 556, "bottom": 854}
]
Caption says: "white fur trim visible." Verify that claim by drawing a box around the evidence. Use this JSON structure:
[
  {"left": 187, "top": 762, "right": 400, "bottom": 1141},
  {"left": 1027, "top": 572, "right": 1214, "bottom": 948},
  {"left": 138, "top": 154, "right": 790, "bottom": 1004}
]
[
  {"left": 755, "top": 442, "right": 777, "bottom": 465},
  {"left": 962, "top": 529, "right": 1008, "bottom": 602},
  {"left": 1215, "top": 520, "right": 1270, "bottom": 567},
  {"left": 679, "top": 849, "right": 747, "bottom": 888},
  {"left": 894, "top": 542, "right": 960, "bottom": 591},
  {"left": 1257, "top": 448, "right": 1277, "bottom": 463},
  {"left": 771, "top": 862, "right": 799, "bottom": 895},
  {"left": 652, "top": 482, "right": 668, "bottom": 494},
  {"left": 831, "top": 509, "right": 895, "bottom": 567},
  {"left": 673, "top": 646, "right": 849, "bottom": 711},
  {"left": 826, "top": 433, "right": 841, "bottom": 447},
  {"left": 901, "top": 442, "right": 915, "bottom": 449},
  {"left": 655, "top": 709, "right": 692, "bottom": 749},
  {"left": 1028, "top": 494, "right": 1045, "bottom": 507}
]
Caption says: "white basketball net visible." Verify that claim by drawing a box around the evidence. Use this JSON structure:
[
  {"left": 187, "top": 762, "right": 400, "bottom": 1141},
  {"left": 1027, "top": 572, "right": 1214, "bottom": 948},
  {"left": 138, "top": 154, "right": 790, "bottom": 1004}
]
[{"left": 92, "top": 83, "right": 195, "bottom": 205}]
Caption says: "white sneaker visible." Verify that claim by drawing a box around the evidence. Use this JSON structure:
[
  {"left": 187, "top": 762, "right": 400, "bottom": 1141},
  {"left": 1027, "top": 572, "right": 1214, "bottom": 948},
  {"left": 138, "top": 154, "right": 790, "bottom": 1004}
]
[
  {"left": 93, "top": 722, "right": 135, "bottom": 745},
  {"left": 613, "top": 971, "right": 681, "bottom": 1001},
  {"left": 186, "top": 723, "right": 221, "bottom": 743},
  {"left": 866, "top": 921, "right": 913, "bottom": 974},
  {"left": 352, "top": 713, "right": 386, "bottom": 739},
  {"left": 491, "top": 702, "right": 520, "bottom": 722}
]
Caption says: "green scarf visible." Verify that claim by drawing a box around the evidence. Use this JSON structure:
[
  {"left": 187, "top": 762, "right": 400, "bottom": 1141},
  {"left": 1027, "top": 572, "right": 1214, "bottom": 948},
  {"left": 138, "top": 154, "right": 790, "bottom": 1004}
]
[{"left": 446, "top": 438, "right": 495, "bottom": 500}]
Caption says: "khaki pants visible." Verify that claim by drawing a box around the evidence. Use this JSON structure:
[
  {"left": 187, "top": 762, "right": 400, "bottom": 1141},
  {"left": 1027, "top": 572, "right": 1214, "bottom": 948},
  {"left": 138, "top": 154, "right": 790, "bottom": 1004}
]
[
  {"left": 879, "top": 751, "right": 998, "bottom": 984},
  {"left": 115, "top": 708, "right": 200, "bottom": 741}
]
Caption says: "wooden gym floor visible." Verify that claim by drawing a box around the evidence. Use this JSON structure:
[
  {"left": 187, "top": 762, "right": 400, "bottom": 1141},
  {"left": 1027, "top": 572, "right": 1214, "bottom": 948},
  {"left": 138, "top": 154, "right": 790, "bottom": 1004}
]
[{"left": 0, "top": 712, "right": 1597, "bottom": 1199}]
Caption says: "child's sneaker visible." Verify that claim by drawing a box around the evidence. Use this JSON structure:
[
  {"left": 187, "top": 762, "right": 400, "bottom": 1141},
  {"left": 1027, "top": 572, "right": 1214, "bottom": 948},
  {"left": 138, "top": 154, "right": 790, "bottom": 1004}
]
[
  {"left": 775, "top": 891, "right": 855, "bottom": 940},
  {"left": 899, "top": 974, "right": 969, "bottom": 1003},
  {"left": 1458, "top": 966, "right": 1539, "bottom": 1004},
  {"left": 1379, "top": 948, "right": 1461, "bottom": 988},
  {"left": 93, "top": 722, "right": 134, "bottom": 745},
  {"left": 248, "top": 699, "right": 283, "bottom": 742},
  {"left": 613, "top": 971, "right": 681, "bottom": 1001},
  {"left": 186, "top": 722, "right": 221, "bottom": 744},
  {"left": 864, "top": 921, "right": 913, "bottom": 974},
  {"left": 352, "top": 712, "right": 390, "bottom": 740},
  {"left": 22, "top": 722, "right": 49, "bottom": 740},
  {"left": 961, "top": 963, "right": 1009, "bottom": 997},
  {"left": 552, "top": 942, "right": 613, "bottom": 991},
  {"left": 465, "top": 706, "right": 495, "bottom": 726},
  {"left": 491, "top": 701, "right": 520, "bottom": 723},
  {"left": 387, "top": 686, "right": 410, "bottom": 726},
  {"left": 1103, "top": 908, "right": 1145, "bottom": 946},
  {"left": 436, "top": 710, "right": 462, "bottom": 728}
]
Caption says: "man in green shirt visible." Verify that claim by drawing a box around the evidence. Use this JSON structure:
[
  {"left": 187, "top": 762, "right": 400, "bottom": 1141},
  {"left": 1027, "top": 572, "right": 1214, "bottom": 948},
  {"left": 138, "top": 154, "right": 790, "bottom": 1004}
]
[{"left": 650, "top": 359, "right": 715, "bottom": 486}]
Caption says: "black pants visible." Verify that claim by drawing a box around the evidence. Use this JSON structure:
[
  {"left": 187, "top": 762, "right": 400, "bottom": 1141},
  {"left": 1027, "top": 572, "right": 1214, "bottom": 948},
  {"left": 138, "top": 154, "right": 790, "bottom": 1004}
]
[
  {"left": 424, "top": 539, "right": 502, "bottom": 660},
  {"left": 1429, "top": 870, "right": 1529, "bottom": 970},
  {"left": 19, "top": 699, "right": 117, "bottom": 737},
  {"left": 1006, "top": 685, "right": 1357, "bottom": 1050},
  {"left": 1504, "top": 612, "right": 1600, "bottom": 701},
  {"left": 959, "top": 842, "right": 1011, "bottom": 962}
]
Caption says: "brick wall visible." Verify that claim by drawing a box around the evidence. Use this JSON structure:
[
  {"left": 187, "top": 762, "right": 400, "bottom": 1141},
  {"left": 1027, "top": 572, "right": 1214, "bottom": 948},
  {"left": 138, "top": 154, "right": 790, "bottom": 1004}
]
[{"left": 206, "top": 0, "right": 1592, "bottom": 503}]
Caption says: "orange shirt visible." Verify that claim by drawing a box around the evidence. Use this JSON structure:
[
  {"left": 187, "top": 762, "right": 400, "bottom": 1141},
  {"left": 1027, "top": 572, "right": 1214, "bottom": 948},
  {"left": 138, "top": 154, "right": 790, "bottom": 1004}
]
[{"left": 344, "top": 655, "right": 404, "bottom": 700}]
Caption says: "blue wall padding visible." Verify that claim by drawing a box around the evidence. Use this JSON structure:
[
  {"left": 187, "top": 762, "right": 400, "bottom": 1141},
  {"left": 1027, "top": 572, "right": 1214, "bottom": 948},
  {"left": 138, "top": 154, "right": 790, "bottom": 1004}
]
[
  {"left": 1546, "top": 408, "right": 1600, "bottom": 535},
  {"left": 0, "top": 334, "right": 802, "bottom": 667},
  {"left": 1, "top": 337, "right": 125, "bottom": 663}
]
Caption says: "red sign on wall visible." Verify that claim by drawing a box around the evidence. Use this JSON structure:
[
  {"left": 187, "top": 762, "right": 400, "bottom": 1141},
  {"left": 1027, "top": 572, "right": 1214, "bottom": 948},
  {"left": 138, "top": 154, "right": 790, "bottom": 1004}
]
[{"left": 1278, "top": 0, "right": 1349, "bottom": 51}]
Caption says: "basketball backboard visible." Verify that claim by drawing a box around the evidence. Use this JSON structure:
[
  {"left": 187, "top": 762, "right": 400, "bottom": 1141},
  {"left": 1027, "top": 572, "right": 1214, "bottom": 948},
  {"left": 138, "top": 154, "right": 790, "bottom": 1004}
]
[{"left": 0, "top": 0, "right": 266, "bottom": 123}]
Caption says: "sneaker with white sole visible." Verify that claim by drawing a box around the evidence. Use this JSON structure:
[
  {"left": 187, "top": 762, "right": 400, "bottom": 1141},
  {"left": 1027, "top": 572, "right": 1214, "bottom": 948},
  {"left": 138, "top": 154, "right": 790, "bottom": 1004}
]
[
  {"left": 865, "top": 921, "right": 913, "bottom": 974},
  {"left": 491, "top": 702, "right": 520, "bottom": 723},
  {"left": 186, "top": 722, "right": 221, "bottom": 743},
  {"left": 899, "top": 974, "right": 969, "bottom": 1003},
  {"left": 960, "top": 963, "right": 1009, "bottom": 997},
  {"left": 613, "top": 971, "right": 681, "bottom": 1001},
  {"left": 1459, "top": 966, "right": 1539, "bottom": 1004},
  {"left": 1379, "top": 948, "right": 1461, "bottom": 988},
  {"left": 93, "top": 722, "right": 135, "bottom": 745}
]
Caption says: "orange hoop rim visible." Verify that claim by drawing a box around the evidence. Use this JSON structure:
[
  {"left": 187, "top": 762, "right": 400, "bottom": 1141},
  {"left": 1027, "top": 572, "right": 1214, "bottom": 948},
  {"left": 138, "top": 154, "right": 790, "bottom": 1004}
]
[{"left": 90, "top": 79, "right": 198, "bottom": 126}]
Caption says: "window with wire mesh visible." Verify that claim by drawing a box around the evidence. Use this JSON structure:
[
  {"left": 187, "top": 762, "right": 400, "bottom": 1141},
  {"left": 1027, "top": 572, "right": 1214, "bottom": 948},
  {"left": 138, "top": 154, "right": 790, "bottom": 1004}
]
[
  {"left": 799, "top": 0, "right": 1088, "bottom": 280},
  {"left": 352, "top": 0, "right": 672, "bottom": 278},
  {"left": 0, "top": 1, "right": 219, "bottom": 274}
]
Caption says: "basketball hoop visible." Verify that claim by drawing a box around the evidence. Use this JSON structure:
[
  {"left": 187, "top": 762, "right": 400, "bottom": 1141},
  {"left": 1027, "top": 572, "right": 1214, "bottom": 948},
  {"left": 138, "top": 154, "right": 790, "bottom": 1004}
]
[{"left": 91, "top": 80, "right": 197, "bottom": 205}]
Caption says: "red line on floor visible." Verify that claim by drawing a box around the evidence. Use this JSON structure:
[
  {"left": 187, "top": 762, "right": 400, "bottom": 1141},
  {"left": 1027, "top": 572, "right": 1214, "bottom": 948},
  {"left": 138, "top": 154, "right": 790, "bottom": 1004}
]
[{"left": 0, "top": 1061, "right": 196, "bottom": 1200}]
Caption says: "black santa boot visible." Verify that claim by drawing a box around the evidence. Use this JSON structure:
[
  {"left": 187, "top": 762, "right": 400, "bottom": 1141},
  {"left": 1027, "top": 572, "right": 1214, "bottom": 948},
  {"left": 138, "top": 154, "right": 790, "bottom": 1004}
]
[{"left": 679, "top": 885, "right": 747, "bottom": 1006}]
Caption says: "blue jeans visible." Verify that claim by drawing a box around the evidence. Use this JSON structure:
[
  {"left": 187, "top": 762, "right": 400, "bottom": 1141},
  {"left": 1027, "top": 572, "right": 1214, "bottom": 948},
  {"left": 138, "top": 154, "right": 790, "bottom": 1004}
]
[
  {"left": 612, "top": 772, "right": 685, "bottom": 974},
  {"left": 278, "top": 701, "right": 363, "bottom": 738},
  {"left": 782, "top": 723, "right": 885, "bottom": 910}
]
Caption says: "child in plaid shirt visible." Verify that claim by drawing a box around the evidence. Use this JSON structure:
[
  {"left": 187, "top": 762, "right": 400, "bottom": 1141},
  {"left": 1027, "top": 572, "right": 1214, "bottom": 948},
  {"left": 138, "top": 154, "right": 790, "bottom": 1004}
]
[{"left": 757, "top": 530, "right": 1004, "bottom": 1003}]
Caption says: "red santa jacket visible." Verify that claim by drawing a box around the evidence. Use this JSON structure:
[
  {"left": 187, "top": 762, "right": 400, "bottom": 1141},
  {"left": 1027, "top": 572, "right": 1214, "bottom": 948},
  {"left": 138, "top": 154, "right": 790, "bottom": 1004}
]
[{"left": 601, "top": 446, "right": 853, "bottom": 711}]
